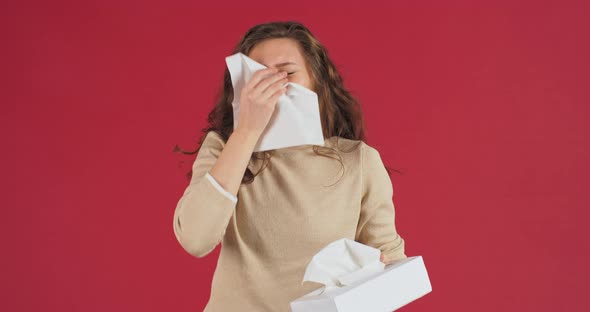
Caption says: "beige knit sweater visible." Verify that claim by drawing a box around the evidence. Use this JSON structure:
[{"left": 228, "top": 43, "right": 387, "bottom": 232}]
[{"left": 173, "top": 130, "right": 407, "bottom": 311}]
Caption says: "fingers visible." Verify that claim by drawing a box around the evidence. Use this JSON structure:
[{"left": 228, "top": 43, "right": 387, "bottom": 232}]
[
  {"left": 255, "top": 70, "right": 287, "bottom": 93},
  {"left": 254, "top": 72, "right": 288, "bottom": 100},
  {"left": 267, "top": 84, "right": 287, "bottom": 103},
  {"left": 380, "top": 253, "right": 395, "bottom": 265},
  {"left": 240, "top": 67, "right": 287, "bottom": 112},
  {"left": 247, "top": 67, "right": 277, "bottom": 90},
  {"left": 261, "top": 78, "right": 288, "bottom": 100}
]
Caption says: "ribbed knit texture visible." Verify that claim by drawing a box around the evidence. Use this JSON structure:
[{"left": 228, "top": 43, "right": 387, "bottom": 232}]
[{"left": 173, "top": 130, "right": 407, "bottom": 311}]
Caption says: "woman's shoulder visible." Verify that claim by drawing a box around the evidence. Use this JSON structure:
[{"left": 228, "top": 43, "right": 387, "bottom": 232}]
[
  {"left": 189, "top": 130, "right": 228, "bottom": 158},
  {"left": 201, "top": 130, "right": 227, "bottom": 147},
  {"left": 323, "top": 136, "right": 368, "bottom": 159},
  {"left": 324, "top": 135, "right": 372, "bottom": 152},
  {"left": 324, "top": 136, "right": 386, "bottom": 166}
]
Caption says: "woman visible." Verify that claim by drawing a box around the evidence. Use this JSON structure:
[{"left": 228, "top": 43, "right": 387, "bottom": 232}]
[{"left": 173, "top": 21, "right": 407, "bottom": 311}]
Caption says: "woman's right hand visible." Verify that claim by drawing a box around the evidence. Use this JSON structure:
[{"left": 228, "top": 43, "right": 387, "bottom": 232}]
[{"left": 235, "top": 67, "right": 289, "bottom": 138}]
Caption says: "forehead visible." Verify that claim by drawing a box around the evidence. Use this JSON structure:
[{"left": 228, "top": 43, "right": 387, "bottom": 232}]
[{"left": 247, "top": 38, "right": 305, "bottom": 67}]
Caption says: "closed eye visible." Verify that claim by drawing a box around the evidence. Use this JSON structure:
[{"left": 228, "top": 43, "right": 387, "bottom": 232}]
[{"left": 287, "top": 72, "right": 295, "bottom": 76}]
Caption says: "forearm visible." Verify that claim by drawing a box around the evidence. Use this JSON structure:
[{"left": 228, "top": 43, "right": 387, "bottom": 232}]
[
  {"left": 208, "top": 129, "right": 259, "bottom": 196},
  {"left": 173, "top": 130, "right": 257, "bottom": 258}
]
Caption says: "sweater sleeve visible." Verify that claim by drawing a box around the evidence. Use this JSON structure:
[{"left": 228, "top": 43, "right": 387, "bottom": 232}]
[
  {"left": 172, "top": 131, "right": 238, "bottom": 258},
  {"left": 206, "top": 172, "right": 238, "bottom": 203},
  {"left": 355, "top": 142, "right": 407, "bottom": 261}
]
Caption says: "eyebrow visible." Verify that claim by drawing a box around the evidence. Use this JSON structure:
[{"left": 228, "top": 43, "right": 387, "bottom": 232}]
[
  {"left": 264, "top": 61, "right": 297, "bottom": 67},
  {"left": 275, "top": 61, "right": 297, "bottom": 67}
]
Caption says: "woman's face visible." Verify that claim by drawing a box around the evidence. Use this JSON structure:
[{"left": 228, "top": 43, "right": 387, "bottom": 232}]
[{"left": 248, "top": 38, "right": 315, "bottom": 92}]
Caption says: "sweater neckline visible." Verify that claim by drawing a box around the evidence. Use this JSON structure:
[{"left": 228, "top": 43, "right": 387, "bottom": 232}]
[{"left": 268, "top": 137, "right": 333, "bottom": 155}]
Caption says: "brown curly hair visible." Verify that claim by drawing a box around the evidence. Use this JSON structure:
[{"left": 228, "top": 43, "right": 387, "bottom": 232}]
[{"left": 174, "top": 20, "right": 402, "bottom": 185}]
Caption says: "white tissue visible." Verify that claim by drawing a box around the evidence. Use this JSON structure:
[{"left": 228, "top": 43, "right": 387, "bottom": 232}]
[
  {"left": 225, "top": 52, "right": 325, "bottom": 152},
  {"left": 301, "top": 238, "right": 385, "bottom": 295}
]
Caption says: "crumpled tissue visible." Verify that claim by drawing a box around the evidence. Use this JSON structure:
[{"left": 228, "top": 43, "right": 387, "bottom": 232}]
[
  {"left": 301, "top": 238, "right": 385, "bottom": 295},
  {"left": 225, "top": 52, "right": 325, "bottom": 152}
]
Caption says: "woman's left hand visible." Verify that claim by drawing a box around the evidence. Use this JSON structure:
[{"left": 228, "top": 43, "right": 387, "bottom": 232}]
[{"left": 380, "top": 252, "right": 396, "bottom": 265}]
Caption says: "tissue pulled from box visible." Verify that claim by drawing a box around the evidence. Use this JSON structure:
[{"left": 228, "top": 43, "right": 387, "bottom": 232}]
[
  {"left": 224, "top": 52, "right": 325, "bottom": 152},
  {"left": 301, "top": 238, "right": 385, "bottom": 294}
]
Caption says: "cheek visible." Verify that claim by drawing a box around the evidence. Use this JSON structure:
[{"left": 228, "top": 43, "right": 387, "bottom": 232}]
[{"left": 291, "top": 75, "right": 313, "bottom": 90}]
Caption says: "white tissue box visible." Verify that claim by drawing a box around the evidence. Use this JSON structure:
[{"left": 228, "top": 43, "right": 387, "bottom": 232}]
[{"left": 290, "top": 256, "right": 432, "bottom": 312}]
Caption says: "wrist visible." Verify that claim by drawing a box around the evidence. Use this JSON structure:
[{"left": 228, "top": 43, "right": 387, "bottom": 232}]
[{"left": 232, "top": 129, "right": 260, "bottom": 147}]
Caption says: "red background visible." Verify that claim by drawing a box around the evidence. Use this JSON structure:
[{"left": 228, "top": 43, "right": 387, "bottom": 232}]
[{"left": 5, "top": 0, "right": 588, "bottom": 311}]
